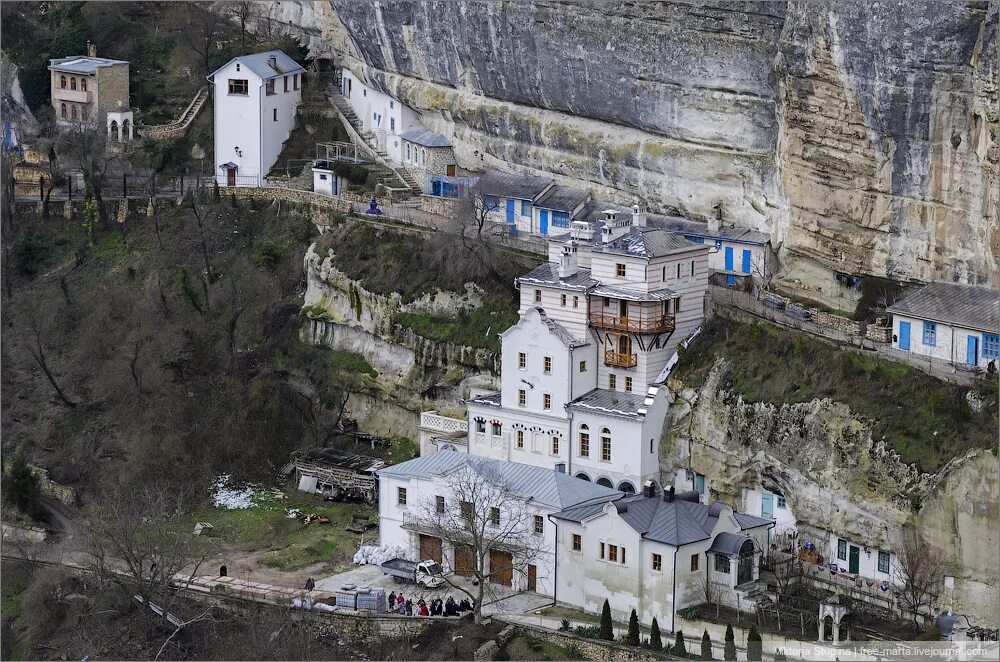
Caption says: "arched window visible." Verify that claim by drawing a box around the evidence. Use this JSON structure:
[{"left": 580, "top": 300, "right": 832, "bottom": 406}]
[
  {"left": 578, "top": 424, "right": 590, "bottom": 457},
  {"left": 406, "top": 143, "right": 411, "bottom": 161},
  {"left": 60, "top": 103, "right": 67, "bottom": 118},
  {"left": 600, "top": 427, "right": 611, "bottom": 462},
  {"left": 80, "top": 78, "right": 87, "bottom": 92},
  {"left": 81, "top": 105, "right": 89, "bottom": 121},
  {"left": 421, "top": 148, "right": 426, "bottom": 165},
  {"left": 70, "top": 77, "right": 77, "bottom": 90},
  {"left": 618, "top": 481, "right": 636, "bottom": 494},
  {"left": 121, "top": 119, "right": 130, "bottom": 141},
  {"left": 596, "top": 477, "right": 614, "bottom": 488},
  {"left": 575, "top": 472, "right": 591, "bottom": 482},
  {"left": 70, "top": 105, "right": 77, "bottom": 120},
  {"left": 60, "top": 75, "right": 67, "bottom": 89},
  {"left": 109, "top": 120, "right": 119, "bottom": 141}
]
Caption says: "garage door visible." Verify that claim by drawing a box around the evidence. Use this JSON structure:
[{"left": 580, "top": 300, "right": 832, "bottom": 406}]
[
  {"left": 489, "top": 550, "right": 513, "bottom": 586},
  {"left": 455, "top": 544, "right": 475, "bottom": 577},
  {"left": 419, "top": 535, "right": 442, "bottom": 563}
]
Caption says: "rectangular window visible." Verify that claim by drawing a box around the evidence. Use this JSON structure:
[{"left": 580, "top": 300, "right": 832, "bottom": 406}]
[
  {"left": 662, "top": 266, "right": 666, "bottom": 281},
  {"left": 777, "top": 496, "right": 787, "bottom": 509},
  {"left": 319, "top": 174, "right": 328, "bottom": 181},
  {"left": 543, "top": 394, "right": 551, "bottom": 410},
  {"left": 691, "top": 259, "right": 695, "bottom": 277},
  {"left": 616, "top": 263, "right": 626, "bottom": 277},
  {"left": 608, "top": 544, "right": 618, "bottom": 563},
  {"left": 534, "top": 515, "right": 544, "bottom": 535},
  {"left": 837, "top": 539, "right": 847, "bottom": 561},
  {"left": 436, "top": 495, "right": 445, "bottom": 513},
  {"left": 490, "top": 507, "right": 501, "bottom": 526},
  {"left": 544, "top": 357, "right": 552, "bottom": 374},
  {"left": 265, "top": 78, "right": 275, "bottom": 95},
  {"left": 691, "top": 554, "right": 699, "bottom": 572},
  {"left": 518, "top": 390, "right": 526, "bottom": 407},
  {"left": 579, "top": 360, "right": 587, "bottom": 372},
  {"left": 603, "top": 297, "right": 610, "bottom": 307},
  {"left": 534, "top": 289, "right": 541, "bottom": 302},
  {"left": 521, "top": 200, "right": 531, "bottom": 216},
  {"left": 273, "top": 108, "right": 277, "bottom": 122},
  {"left": 984, "top": 333, "right": 1000, "bottom": 359},
  {"left": 492, "top": 422, "right": 502, "bottom": 436},
  {"left": 228, "top": 79, "right": 249, "bottom": 95},
  {"left": 676, "top": 263, "right": 681, "bottom": 279},
  {"left": 579, "top": 431, "right": 589, "bottom": 457},
  {"left": 878, "top": 550, "right": 890, "bottom": 574},
  {"left": 283, "top": 75, "right": 288, "bottom": 92},
  {"left": 599, "top": 542, "right": 605, "bottom": 559},
  {"left": 293, "top": 73, "right": 299, "bottom": 90},
  {"left": 621, "top": 547, "right": 626, "bottom": 564},
  {"left": 461, "top": 501, "right": 473, "bottom": 525},
  {"left": 652, "top": 553, "right": 662, "bottom": 571},
  {"left": 601, "top": 433, "right": 611, "bottom": 462},
  {"left": 714, "top": 554, "right": 730, "bottom": 574},
  {"left": 560, "top": 294, "right": 567, "bottom": 306},
  {"left": 609, "top": 374, "right": 616, "bottom": 389},
  {"left": 922, "top": 321, "right": 937, "bottom": 346},
  {"left": 476, "top": 419, "right": 486, "bottom": 433},
  {"left": 516, "top": 430, "right": 524, "bottom": 448},
  {"left": 397, "top": 487, "right": 407, "bottom": 505},
  {"left": 624, "top": 377, "right": 633, "bottom": 393},
  {"left": 518, "top": 352, "right": 526, "bottom": 369},
  {"left": 675, "top": 296, "right": 681, "bottom": 312},
  {"left": 572, "top": 534, "right": 582, "bottom": 552},
  {"left": 573, "top": 296, "right": 579, "bottom": 308},
  {"left": 551, "top": 436, "right": 559, "bottom": 455}
]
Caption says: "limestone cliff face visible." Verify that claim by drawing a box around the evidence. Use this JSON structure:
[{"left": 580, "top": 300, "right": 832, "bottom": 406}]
[
  {"left": 665, "top": 360, "right": 999, "bottom": 623},
  {"left": 261, "top": 1, "right": 998, "bottom": 291},
  {"left": 302, "top": 243, "right": 497, "bottom": 435}
]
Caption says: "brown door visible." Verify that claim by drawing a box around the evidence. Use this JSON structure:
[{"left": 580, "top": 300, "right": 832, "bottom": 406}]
[
  {"left": 419, "top": 535, "right": 442, "bottom": 563},
  {"left": 446, "top": 164, "right": 456, "bottom": 177},
  {"left": 527, "top": 564, "right": 537, "bottom": 592},
  {"left": 226, "top": 167, "right": 236, "bottom": 187},
  {"left": 455, "top": 544, "right": 474, "bottom": 576},
  {"left": 489, "top": 550, "right": 513, "bottom": 586}
]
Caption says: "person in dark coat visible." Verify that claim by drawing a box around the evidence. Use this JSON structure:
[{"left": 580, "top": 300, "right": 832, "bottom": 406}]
[
  {"left": 304, "top": 577, "right": 315, "bottom": 591},
  {"left": 388, "top": 591, "right": 396, "bottom": 611},
  {"left": 444, "top": 596, "right": 456, "bottom": 616},
  {"left": 404, "top": 599, "right": 413, "bottom": 616}
]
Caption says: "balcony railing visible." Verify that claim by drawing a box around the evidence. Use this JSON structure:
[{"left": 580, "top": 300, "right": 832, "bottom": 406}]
[
  {"left": 589, "top": 312, "right": 675, "bottom": 334},
  {"left": 420, "top": 411, "right": 468, "bottom": 434},
  {"left": 53, "top": 88, "right": 91, "bottom": 103},
  {"left": 604, "top": 351, "right": 638, "bottom": 368}
]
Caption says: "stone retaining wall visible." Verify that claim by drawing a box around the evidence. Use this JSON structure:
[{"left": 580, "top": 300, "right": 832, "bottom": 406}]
[{"left": 494, "top": 620, "right": 675, "bottom": 661}]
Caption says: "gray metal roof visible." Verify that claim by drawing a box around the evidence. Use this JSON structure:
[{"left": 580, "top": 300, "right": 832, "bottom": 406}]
[
  {"left": 707, "top": 532, "right": 755, "bottom": 557},
  {"left": 377, "top": 453, "right": 621, "bottom": 510},
  {"left": 399, "top": 128, "right": 452, "bottom": 148},
  {"left": 476, "top": 170, "right": 553, "bottom": 201},
  {"left": 501, "top": 307, "right": 588, "bottom": 348},
  {"left": 599, "top": 227, "right": 701, "bottom": 259},
  {"left": 295, "top": 448, "right": 385, "bottom": 473},
  {"left": 590, "top": 283, "right": 679, "bottom": 302},
  {"left": 535, "top": 185, "right": 590, "bottom": 213},
  {"left": 209, "top": 50, "right": 305, "bottom": 81},
  {"left": 579, "top": 200, "right": 770, "bottom": 246},
  {"left": 553, "top": 494, "right": 772, "bottom": 546},
  {"left": 565, "top": 389, "right": 649, "bottom": 420},
  {"left": 469, "top": 392, "right": 501, "bottom": 407},
  {"left": 886, "top": 282, "right": 999, "bottom": 333},
  {"left": 49, "top": 56, "right": 128, "bottom": 74},
  {"left": 517, "top": 262, "right": 597, "bottom": 291}
]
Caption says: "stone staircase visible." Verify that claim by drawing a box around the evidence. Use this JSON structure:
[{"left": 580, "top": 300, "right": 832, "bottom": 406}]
[{"left": 145, "top": 87, "right": 209, "bottom": 141}]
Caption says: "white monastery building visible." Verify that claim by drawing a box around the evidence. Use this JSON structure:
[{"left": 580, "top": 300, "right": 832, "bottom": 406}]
[
  {"left": 208, "top": 50, "right": 304, "bottom": 187},
  {"left": 340, "top": 68, "right": 422, "bottom": 164}
]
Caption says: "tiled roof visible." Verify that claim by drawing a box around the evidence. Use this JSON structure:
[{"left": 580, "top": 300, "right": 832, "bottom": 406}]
[
  {"left": 476, "top": 170, "right": 553, "bottom": 200},
  {"left": 209, "top": 50, "right": 305, "bottom": 81},
  {"left": 599, "top": 227, "right": 700, "bottom": 259},
  {"left": 534, "top": 185, "right": 590, "bottom": 213},
  {"left": 400, "top": 128, "right": 452, "bottom": 148},
  {"left": 887, "top": 282, "right": 999, "bottom": 333},
  {"left": 49, "top": 56, "right": 128, "bottom": 74},
  {"left": 516, "top": 262, "right": 597, "bottom": 291},
  {"left": 377, "top": 453, "right": 621, "bottom": 510},
  {"left": 565, "top": 389, "right": 650, "bottom": 420}
]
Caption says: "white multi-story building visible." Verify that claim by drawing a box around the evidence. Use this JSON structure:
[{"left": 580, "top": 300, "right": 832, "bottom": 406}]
[
  {"left": 376, "top": 451, "right": 620, "bottom": 596},
  {"left": 208, "top": 50, "right": 305, "bottom": 186},
  {"left": 340, "top": 68, "right": 422, "bottom": 164},
  {"left": 461, "top": 206, "right": 711, "bottom": 492}
]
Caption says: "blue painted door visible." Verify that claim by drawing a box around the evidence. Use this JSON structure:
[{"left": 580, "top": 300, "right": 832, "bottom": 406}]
[
  {"left": 967, "top": 336, "right": 979, "bottom": 365},
  {"left": 761, "top": 492, "right": 774, "bottom": 519},
  {"left": 899, "top": 321, "right": 911, "bottom": 350},
  {"left": 724, "top": 247, "right": 734, "bottom": 285},
  {"left": 539, "top": 209, "right": 549, "bottom": 236},
  {"left": 506, "top": 199, "right": 515, "bottom": 224},
  {"left": 742, "top": 249, "right": 752, "bottom": 274}
]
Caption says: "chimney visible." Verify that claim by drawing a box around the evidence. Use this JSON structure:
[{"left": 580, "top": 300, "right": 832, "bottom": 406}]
[
  {"left": 708, "top": 203, "right": 723, "bottom": 235},
  {"left": 632, "top": 201, "right": 647, "bottom": 227},
  {"left": 642, "top": 480, "right": 657, "bottom": 498},
  {"left": 86, "top": 41, "right": 97, "bottom": 58},
  {"left": 570, "top": 220, "right": 593, "bottom": 241},
  {"left": 663, "top": 485, "right": 675, "bottom": 503},
  {"left": 558, "top": 243, "right": 579, "bottom": 278},
  {"left": 268, "top": 55, "right": 278, "bottom": 69}
]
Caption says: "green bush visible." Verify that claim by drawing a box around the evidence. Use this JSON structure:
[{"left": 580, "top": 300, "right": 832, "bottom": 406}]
[
  {"left": 627, "top": 609, "right": 640, "bottom": 646},
  {"left": 559, "top": 618, "right": 571, "bottom": 632},
  {"left": 674, "top": 630, "right": 687, "bottom": 657},
  {"left": 574, "top": 625, "right": 601, "bottom": 638},
  {"left": 649, "top": 617, "right": 662, "bottom": 651},
  {"left": 747, "top": 625, "right": 762, "bottom": 661},
  {"left": 254, "top": 240, "right": 288, "bottom": 270},
  {"left": 2, "top": 453, "right": 45, "bottom": 521},
  {"left": 331, "top": 161, "right": 371, "bottom": 185},
  {"left": 14, "top": 231, "right": 67, "bottom": 277},
  {"left": 599, "top": 599, "right": 613, "bottom": 641},
  {"left": 723, "top": 624, "right": 736, "bottom": 661}
]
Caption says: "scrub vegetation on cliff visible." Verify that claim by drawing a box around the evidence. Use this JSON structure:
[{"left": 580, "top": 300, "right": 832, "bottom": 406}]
[{"left": 675, "top": 316, "right": 998, "bottom": 472}]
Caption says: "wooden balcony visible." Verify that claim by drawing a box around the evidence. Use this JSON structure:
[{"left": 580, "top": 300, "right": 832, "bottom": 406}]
[
  {"left": 589, "top": 311, "right": 676, "bottom": 334},
  {"left": 604, "top": 351, "right": 638, "bottom": 368}
]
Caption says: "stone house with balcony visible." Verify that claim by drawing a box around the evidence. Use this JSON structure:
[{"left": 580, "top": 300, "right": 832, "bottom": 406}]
[{"left": 49, "top": 42, "right": 132, "bottom": 142}]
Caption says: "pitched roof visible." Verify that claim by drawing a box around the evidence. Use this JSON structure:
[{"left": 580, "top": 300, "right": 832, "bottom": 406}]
[
  {"left": 565, "top": 389, "right": 650, "bottom": 420},
  {"left": 590, "top": 283, "right": 678, "bottom": 302},
  {"left": 516, "top": 261, "right": 597, "bottom": 291},
  {"left": 502, "top": 307, "right": 588, "bottom": 348},
  {"left": 477, "top": 170, "right": 553, "bottom": 200},
  {"left": 534, "top": 185, "right": 590, "bottom": 212},
  {"left": 209, "top": 50, "right": 305, "bottom": 81},
  {"left": 887, "top": 282, "right": 999, "bottom": 333},
  {"left": 377, "top": 453, "right": 621, "bottom": 510},
  {"left": 49, "top": 56, "right": 129, "bottom": 74},
  {"left": 579, "top": 200, "right": 770, "bottom": 246},
  {"left": 400, "top": 128, "right": 452, "bottom": 148},
  {"left": 469, "top": 392, "right": 501, "bottom": 407},
  {"left": 599, "top": 227, "right": 701, "bottom": 259}
]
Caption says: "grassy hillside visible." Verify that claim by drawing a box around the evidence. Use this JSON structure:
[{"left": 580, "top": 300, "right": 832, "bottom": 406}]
[{"left": 674, "top": 316, "right": 998, "bottom": 472}]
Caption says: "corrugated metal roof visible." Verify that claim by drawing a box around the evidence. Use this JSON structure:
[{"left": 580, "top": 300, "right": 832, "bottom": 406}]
[
  {"left": 516, "top": 262, "right": 597, "bottom": 290},
  {"left": 49, "top": 56, "right": 128, "bottom": 74},
  {"left": 599, "top": 227, "right": 700, "bottom": 259},
  {"left": 886, "top": 282, "right": 999, "bottom": 333},
  {"left": 209, "top": 50, "right": 305, "bottom": 81},
  {"left": 590, "top": 283, "right": 678, "bottom": 302},
  {"left": 377, "top": 453, "right": 621, "bottom": 510},
  {"left": 565, "top": 389, "right": 649, "bottom": 420},
  {"left": 477, "top": 170, "right": 553, "bottom": 200},
  {"left": 535, "top": 185, "right": 590, "bottom": 213},
  {"left": 707, "top": 531, "right": 754, "bottom": 556},
  {"left": 578, "top": 200, "right": 770, "bottom": 246},
  {"left": 296, "top": 448, "right": 385, "bottom": 473},
  {"left": 399, "top": 128, "right": 452, "bottom": 148},
  {"left": 469, "top": 392, "right": 501, "bottom": 407}
]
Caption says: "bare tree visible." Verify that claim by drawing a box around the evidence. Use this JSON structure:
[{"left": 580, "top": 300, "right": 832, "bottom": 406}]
[
  {"left": 26, "top": 313, "right": 77, "bottom": 408},
  {"left": 178, "top": 2, "right": 228, "bottom": 78},
  {"left": 226, "top": 1, "right": 258, "bottom": 50},
  {"left": 56, "top": 122, "right": 116, "bottom": 229},
  {"left": 411, "top": 462, "right": 546, "bottom": 624},
  {"left": 894, "top": 527, "right": 946, "bottom": 633}
]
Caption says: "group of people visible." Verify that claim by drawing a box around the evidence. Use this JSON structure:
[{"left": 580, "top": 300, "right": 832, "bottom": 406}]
[{"left": 387, "top": 591, "right": 473, "bottom": 617}]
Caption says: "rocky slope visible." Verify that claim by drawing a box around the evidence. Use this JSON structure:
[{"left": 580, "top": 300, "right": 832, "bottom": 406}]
[
  {"left": 260, "top": 1, "right": 998, "bottom": 297},
  {"left": 664, "top": 360, "right": 999, "bottom": 624}
]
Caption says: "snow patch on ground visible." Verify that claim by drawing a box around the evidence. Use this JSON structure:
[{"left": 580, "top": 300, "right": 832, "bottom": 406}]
[{"left": 211, "top": 474, "right": 285, "bottom": 510}]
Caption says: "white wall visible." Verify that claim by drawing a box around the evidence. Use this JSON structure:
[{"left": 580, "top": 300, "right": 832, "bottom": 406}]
[
  {"left": 826, "top": 532, "right": 899, "bottom": 586},
  {"left": 259, "top": 73, "right": 301, "bottom": 177},
  {"left": 891, "top": 314, "right": 996, "bottom": 369},
  {"left": 341, "top": 68, "right": 421, "bottom": 164},
  {"left": 487, "top": 196, "right": 536, "bottom": 234},
  {"left": 741, "top": 487, "right": 798, "bottom": 539},
  {"left": 313, "top": 169, "right": 345, "bottom": 197}
]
